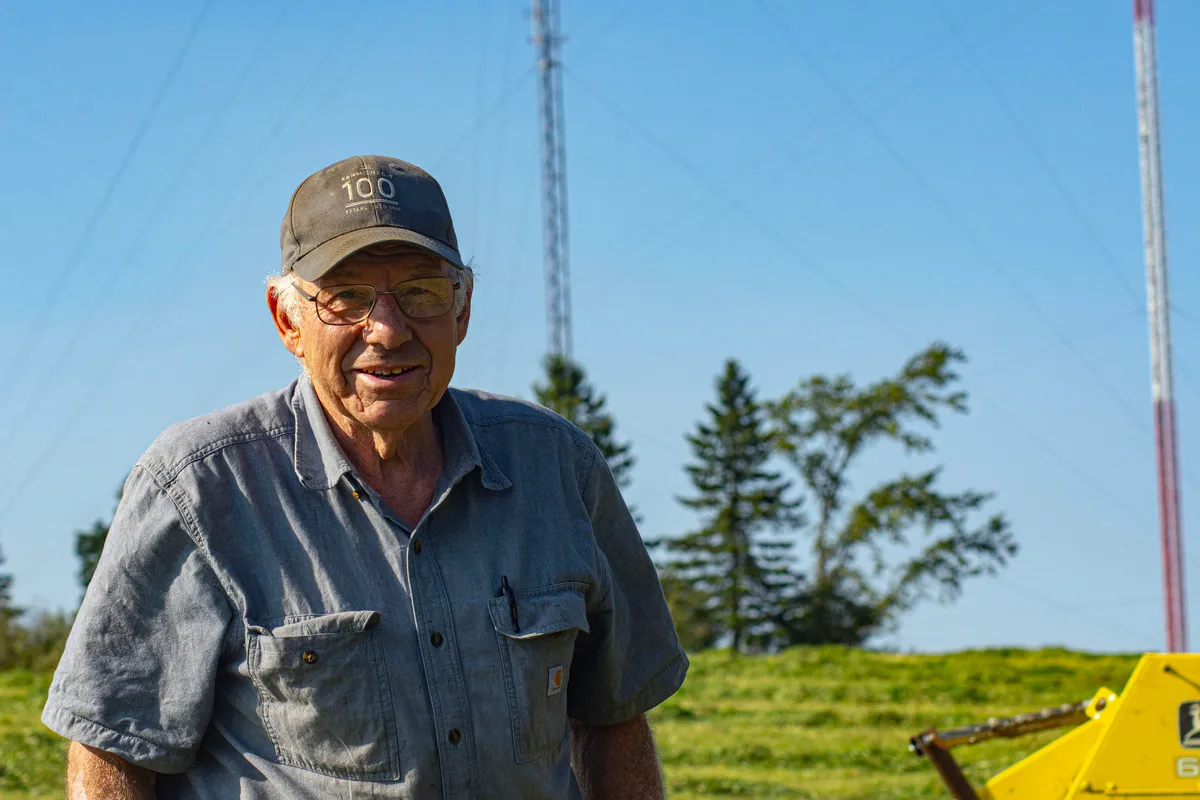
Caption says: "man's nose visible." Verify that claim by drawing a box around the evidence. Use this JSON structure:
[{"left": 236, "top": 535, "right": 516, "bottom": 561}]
[{"left": 362, "top": 294, "right": 414, "bottom": 347}]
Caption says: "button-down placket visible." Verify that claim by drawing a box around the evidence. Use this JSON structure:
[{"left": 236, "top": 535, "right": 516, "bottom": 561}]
[
  {"left": 294, "top": 377, "right": 515, "bottom": 798},
  {"left": 339, "top": 475, "right": 414, "bottom": 595},
  {"left": 403, "top": 453, "right": 486, "bottom": 798}
]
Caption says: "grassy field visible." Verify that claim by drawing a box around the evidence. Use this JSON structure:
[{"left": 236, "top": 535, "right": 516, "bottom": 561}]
[
  {"left": 0, "top": 647, "right": 1141, "bottom": 799},
  {"left": 651, "top": 647, "right": 1140, "bottom": 799},
  {"left": 0, "top": 671, "right": 63, "bottom": 800}
]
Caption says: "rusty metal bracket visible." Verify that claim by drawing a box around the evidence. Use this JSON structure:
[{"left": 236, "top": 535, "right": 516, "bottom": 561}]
[{"left": 910, "top": 729, "right": 980, "bottom": 800}]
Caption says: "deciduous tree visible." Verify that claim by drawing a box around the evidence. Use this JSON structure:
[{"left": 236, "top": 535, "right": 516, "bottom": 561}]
[
  {"left": 768, "top": 342, "right": 1016, "bottom": 645},
  {"left": 76, "top": 481, "right": 124, "bottom": 599}
]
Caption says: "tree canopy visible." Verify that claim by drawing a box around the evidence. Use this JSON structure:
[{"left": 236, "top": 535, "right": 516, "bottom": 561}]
[
  {"left": 656, "top": 359, "right": 801, "bottom": 652},
  {"left": 533, "top": 353, "right": 636, "bottom": 490},
  {"left": 768, "top": 342, "right": 1017, "bottom": 645},
  {"left": 660, "top": 344, "right": 1016, "bottom": 650},
  {"left": 75, "top": 480, "right": 124, "bottom": 600}
]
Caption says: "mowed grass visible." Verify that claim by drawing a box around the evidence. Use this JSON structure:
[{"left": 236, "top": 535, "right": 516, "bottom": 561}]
[
  {"left": 0, "top": 671, "right": 64, "bottom": 800},
  {"left": 647, "top": 646, "right": 1141, "bottom": 799},
  {"left": 0, "top": 648, "right": 1141, "bottom": 798}
]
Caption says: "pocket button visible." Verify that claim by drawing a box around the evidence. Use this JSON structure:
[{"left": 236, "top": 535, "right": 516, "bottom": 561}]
[{"left": 301, "top": 650, "right": 318, "bottom": 665}]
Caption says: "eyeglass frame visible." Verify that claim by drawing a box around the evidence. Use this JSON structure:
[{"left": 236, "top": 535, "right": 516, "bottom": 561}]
[{"left": 291, "top": 267, "right": 464, "bottom": 326}]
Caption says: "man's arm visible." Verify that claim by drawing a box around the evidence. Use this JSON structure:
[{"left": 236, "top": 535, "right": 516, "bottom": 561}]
[
  {"left": 67, "top": 742, "right": 156, "bottom": 800},
  {"left": 569, "top": 714, "right": 665, "bottom": 800}
]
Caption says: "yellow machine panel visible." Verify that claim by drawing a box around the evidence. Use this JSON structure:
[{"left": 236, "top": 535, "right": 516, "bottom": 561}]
[
  {"left": 980, "top": 692, "right": 1110, "bottom": 800},
  {"left": 1066, "top": 655, "right": 1200, "bottom": 797},
  {"left": 912, "top": 655, "right": 1200, "bottom": 799}
]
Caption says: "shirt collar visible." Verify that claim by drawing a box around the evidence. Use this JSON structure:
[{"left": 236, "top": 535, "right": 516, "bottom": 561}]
[
  {"left": 291, "top": 375, "right": 510, "bottom": 493},
  {"left": 434, "top": 388, "right": 512, "bottom": 492}
]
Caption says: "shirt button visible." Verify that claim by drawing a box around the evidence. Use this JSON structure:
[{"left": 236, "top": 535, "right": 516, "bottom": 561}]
[
  {"left": 448, "top": 729, "right": 462, "bottom": 745},
  {"left": 430, "top": 631, "right": 444, "bottom": 647},
  {"left": 302, "top": 650, "right": 318, "bottom": 665},
  {"left": 412, "top": 540, "right": 422, "bottom": 554}
]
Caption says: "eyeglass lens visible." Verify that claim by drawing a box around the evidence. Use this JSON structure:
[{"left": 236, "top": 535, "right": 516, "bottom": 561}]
[{"left": 315, "top": 278, "right": 456, "bottom": 324}]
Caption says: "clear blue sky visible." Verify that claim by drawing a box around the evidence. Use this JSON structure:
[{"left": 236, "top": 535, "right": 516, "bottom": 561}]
[{"left": 1, "top": 0, "right": 1197, "bottom": 654}]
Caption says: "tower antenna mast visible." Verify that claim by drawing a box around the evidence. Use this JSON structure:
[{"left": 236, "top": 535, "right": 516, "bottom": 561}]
[
  {"left": 1134, "top": 0, "right": 1187, "bottom": 651},
  {"left": 532, "top": 0, "right": 572, "bottom": 358}
]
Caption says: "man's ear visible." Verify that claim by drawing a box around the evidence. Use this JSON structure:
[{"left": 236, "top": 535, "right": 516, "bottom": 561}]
[
  {"left": 455, "top": 284, "right": 473, "bottom": 346},
  {"left": 268, "top": 285, "right": 304, "bottom": 359}
]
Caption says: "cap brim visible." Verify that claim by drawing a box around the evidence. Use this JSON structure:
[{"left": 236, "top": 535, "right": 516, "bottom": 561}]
[{"left": 290, "top": 226, "right": 464, "bottom": 281}]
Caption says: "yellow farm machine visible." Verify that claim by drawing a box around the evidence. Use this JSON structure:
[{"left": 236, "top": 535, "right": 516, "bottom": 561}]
[{"left": 910, "top": 654, "right": 1200, "bottom": 798}]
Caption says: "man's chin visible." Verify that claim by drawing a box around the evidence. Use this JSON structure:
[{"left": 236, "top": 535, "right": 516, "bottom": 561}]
[{"left": 351, "top": 399, "right": 428, "bottom": 433}]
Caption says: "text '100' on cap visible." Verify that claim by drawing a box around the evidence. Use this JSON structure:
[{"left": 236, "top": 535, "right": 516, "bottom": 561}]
[{"left": 280, "top": 155, "right": 463, "bottom": 281}]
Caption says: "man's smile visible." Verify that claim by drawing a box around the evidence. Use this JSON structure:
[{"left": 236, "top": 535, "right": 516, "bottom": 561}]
[
  {"left": 351, "top": 364, "right": 424, "bottom": 388},
  {"left": 354, "top": 365, "right": 420, "bottom": 376}
]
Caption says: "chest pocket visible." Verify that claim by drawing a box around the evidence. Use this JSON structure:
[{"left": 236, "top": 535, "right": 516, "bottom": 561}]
[
  {"left": 247, "top": 610, "right": 402, "bottom": 780},
  {"left": 489, "top": 584, "right": 590, "bottom": 764}
]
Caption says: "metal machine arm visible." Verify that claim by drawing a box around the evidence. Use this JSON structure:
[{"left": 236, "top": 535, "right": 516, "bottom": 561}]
[{"left": 909, "top": 700, "right": 1094, "bottom": 800}]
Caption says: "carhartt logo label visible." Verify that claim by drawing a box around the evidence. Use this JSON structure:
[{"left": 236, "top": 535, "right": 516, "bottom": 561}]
[
  {"left": 339, "top": 170, "right": 401, "bottom": 211},
  {"left": 547, "top": 664, "right": 563, "bottom": 697}
]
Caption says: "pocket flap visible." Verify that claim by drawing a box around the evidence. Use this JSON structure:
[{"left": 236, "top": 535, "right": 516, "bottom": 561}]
[
  {"left": 245, "top": 609, "right": 398, "bottom": 780},
  {"left": 264, "top": 610, "right": 381, "bottom": 637},
  {"left": 489, "top": 585, "right": 589, "bottom": 640}
]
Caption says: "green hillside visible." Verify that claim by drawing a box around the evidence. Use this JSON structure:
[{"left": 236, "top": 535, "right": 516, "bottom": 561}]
[
  {"left": 651, "top": 647, "right": 1140, "bottom": 799},
  {"left": 0, "top": 671, "right": 61, "bottom": 800},
  {"left": 0, "top": 648, "right": 1142, "bottom": 799}
]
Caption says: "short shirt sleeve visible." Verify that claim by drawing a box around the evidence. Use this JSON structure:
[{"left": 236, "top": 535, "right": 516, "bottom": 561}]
[
  {"left": 566, "top": 445, "right": 689, "bottom": 726},
  {"left": 42, "top": 465, "right": 232, "bottom": 773}
]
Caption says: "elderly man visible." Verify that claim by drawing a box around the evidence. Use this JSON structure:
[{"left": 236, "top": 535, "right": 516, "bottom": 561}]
[{"left": 43, "top": 155, "right": 688, "bottom": 799}]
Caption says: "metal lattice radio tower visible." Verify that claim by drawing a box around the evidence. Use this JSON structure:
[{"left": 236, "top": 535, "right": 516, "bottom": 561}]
[
  {"left": 1134, "top": 0, "right": 1187, "bottom": 652},
  {"left": 532, "top": 0, "right": 572, "bottom": 358}
]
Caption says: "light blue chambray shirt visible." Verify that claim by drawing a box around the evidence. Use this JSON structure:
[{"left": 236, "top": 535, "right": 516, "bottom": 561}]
[{"left": 43, "top": 376, "right": 688, "bottom": 799}]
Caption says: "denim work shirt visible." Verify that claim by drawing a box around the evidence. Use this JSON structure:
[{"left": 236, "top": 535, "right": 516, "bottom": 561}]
[{"left": 43, "top": 377, "right": 688, "bottom": 799}]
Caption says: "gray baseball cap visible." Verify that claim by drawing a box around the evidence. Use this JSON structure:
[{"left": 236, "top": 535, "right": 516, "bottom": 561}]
[{"left": 280, "top": 155, "right": 463, "bottom": 281}]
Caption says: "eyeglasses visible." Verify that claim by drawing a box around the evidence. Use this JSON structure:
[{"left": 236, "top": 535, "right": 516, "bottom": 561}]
[{"left": 293, "top": 275, "right": 461, "bottom": 326}]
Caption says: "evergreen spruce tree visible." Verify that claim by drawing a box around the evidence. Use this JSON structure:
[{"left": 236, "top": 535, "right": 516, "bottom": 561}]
[
  {"left": 656, "top": 566, "right": 723, "bottom": 652},
  {"left": 534, "top": 354, "right": 635, "bottom": 490},
  {"left": 662, "top": 359, "right": 800, "bottom": 652}
]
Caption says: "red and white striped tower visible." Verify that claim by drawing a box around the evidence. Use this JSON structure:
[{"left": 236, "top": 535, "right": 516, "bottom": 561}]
[{"left": 1134, "top": 0, "right": 1187, "bottom": 652}]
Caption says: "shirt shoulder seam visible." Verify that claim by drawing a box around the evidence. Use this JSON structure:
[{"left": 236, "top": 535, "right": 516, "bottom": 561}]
[
  {"left": 131, "top": 464, "right": 241, "bottom": 618},
  {"left": 147, "top": 426, "right": 294, "bottom": 486},
  {"left": 466, "top": 411, "right": 588, "bottom": 440},
  {"left": 578, "top": 438, "right": 599, "bottom": 490},
  {"left": 462, "top": 412, "right": 598, "bottom": 481}
]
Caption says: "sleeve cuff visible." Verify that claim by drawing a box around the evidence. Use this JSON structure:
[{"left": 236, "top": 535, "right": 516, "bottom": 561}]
[
  {"left": 572, "top": 650, "right": 690, "bottom": 727},
  {"left": 41, "top": 704, "right": 195, "bottom": 774}
]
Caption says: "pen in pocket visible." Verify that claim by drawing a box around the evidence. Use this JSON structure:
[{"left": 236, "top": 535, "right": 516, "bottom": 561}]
[{"left": 499, "top": 575, "right": 519, "bottom": 633}]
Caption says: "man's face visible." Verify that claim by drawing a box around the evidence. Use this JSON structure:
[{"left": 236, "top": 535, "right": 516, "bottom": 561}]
[{"left": 271, "top": 248, "right": 470, "bottom": 438}]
